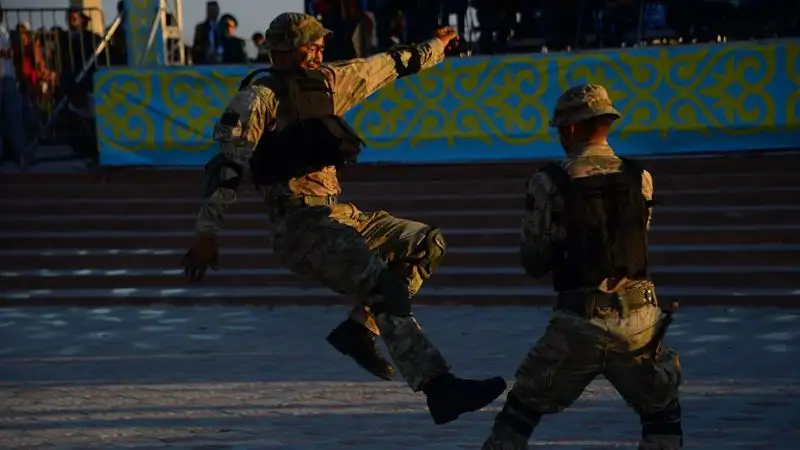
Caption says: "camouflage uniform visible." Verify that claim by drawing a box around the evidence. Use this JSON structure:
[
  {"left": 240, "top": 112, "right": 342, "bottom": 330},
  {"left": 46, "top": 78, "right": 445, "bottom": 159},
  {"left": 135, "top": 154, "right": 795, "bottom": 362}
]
[
  {"left": 482, "top": 85, "right": 683, "bottom": 450},
  {"left": 193, "top": 13, "right": 506, "bottom": 424}
]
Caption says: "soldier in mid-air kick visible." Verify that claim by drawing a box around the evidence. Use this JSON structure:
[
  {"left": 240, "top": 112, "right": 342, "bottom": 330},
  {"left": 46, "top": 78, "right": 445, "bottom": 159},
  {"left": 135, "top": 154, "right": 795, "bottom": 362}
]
[{"left": 181, "top": 12, "right": 506, "bottom": 425}]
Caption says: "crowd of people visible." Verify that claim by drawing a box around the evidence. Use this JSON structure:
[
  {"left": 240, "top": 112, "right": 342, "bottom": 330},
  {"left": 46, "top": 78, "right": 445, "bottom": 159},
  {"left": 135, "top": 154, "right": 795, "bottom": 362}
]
[
  {"left": 305, "top": 0, "right": 799, "bottom": 57},
  {"left": 0, "top": 5, "right": 124, "bottom": 168},
  {"left": 187, "top": 0, "right": 800, "bottom": 65},
  {"left": 1, "top": 0, "right": 798, "bottom": 168}
]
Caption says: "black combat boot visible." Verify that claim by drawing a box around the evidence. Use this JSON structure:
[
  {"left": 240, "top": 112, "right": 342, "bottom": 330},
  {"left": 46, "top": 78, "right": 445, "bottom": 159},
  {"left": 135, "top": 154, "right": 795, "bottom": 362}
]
[
  {"left": 326, "top": 318, "right": 396, "bottom": 381},
  {"left": 423, "top": 373, "right": 507, "bottom": 425}
]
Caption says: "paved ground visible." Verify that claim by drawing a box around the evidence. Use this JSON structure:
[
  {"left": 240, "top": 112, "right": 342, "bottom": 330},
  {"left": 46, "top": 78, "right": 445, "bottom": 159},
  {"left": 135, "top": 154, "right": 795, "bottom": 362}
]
[{"left": 1, "top": 306, "right": 798, "bottom": 449}]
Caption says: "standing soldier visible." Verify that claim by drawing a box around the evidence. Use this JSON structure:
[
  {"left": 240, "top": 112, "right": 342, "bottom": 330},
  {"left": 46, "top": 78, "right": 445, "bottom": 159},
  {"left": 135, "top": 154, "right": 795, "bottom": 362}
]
[
  {"left": 481, "top": 85, "right": 683, "bottom": 449},
  {"left": 181, "top": 13, "right": 506, "bottom": 425}
]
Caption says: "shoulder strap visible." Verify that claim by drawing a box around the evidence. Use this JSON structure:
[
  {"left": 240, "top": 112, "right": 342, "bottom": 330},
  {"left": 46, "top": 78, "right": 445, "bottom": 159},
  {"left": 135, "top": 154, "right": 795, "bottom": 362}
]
[
  {"left": 284, "top": 69, "right": 333, "bottom": 121},
  {"left": 618, "top": 157, "right": 642, "bottom": 179},
  {"left": 539, "top": 161, "right": 571, "bottom": 193},
  {"left": 619, "top": 156, "right": 655, "bottom": 207},
  {"left": 238, "top": 67, "right": 274, "bottom": 91}
]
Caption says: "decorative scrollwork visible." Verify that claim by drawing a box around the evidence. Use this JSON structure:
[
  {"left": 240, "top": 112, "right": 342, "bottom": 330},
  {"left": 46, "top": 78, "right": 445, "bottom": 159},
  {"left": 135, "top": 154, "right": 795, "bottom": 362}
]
[{"left": 94, "top": 41, "right": 799, "bottom": 165}]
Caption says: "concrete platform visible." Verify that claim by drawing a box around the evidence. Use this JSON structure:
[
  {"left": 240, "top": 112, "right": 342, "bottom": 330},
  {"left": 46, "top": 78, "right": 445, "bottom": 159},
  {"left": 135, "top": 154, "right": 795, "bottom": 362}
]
[{"left": 0, "top": 305, "right": 798, "bottom": 449}]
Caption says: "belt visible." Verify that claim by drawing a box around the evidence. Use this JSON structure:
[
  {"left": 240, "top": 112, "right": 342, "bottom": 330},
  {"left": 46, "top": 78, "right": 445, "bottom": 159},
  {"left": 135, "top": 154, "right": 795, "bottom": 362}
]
[
  {"left": 267, "top": 194, "right": 338, "bottom": 219},
  {"left": 555, "top": 284, "right": 656, "bottom": 319}
]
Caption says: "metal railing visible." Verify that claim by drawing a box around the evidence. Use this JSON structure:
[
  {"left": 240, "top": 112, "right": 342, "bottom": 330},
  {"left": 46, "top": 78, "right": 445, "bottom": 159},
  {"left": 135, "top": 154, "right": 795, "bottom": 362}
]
[{"left": 2, "top": 6, "right": 124, "bottom": 168}]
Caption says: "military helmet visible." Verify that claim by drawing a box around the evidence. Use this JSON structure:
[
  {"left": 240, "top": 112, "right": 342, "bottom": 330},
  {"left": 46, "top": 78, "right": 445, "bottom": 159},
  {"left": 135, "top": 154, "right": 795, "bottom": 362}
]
[
  {"left": 550, "top": 84, "right": 622, "bottom": 127},
  {"left": 264, "top": 12, "right": 332, "bottom": 52}
]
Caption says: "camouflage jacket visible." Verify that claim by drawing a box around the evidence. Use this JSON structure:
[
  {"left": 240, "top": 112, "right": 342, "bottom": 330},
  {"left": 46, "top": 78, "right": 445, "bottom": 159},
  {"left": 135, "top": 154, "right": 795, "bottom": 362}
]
[
  {"left": 520, "top": 142, "right": 655, "bottom": 293},
  {"left": 195, "top": 38, "right": 447, "bottom": 235}
]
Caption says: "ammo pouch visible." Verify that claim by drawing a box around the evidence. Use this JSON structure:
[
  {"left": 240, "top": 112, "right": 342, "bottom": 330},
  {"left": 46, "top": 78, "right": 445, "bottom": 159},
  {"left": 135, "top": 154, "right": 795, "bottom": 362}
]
[
  {"left": 243, "top": 67, "right": 366, "bottom": 186},
  {"left": 556, "top": 284, "right": 656, "bottom": 319}
]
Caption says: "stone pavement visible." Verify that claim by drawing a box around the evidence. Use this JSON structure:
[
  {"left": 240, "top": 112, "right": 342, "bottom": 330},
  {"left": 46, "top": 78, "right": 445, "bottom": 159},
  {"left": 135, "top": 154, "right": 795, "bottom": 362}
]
[{"left": 1, "top": 306, "right": 798, "bottom": 449}]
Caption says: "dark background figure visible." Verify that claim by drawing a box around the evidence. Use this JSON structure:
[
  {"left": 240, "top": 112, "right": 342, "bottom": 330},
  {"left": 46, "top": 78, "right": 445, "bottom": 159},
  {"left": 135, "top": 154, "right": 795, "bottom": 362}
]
[
  {"left": 399, "top": 0, "right": 441, "bottom": 44},
  {"left": 441, "top": 0, "right": 469, "bottom": 38},
  {"left": 368, "top": 0, "right": 402, "bottom": 52},
  {"left": 218, "top": 14, "right": 247, "bottom": 64},
  {"left": 474, "top": 0, "right": 515, "bottom": 54},
  {"left": 312, "top": 0, "right": 370, "bottom": 61},
  {"left": 192, "top": 1, "right": 222, "bottom": 65},
  {"left": 9, "top": 21, "right": 44, "bottom": 143},
  {"left": 251, "top": 32, "right": 270, "bottom": 62},
  {"left": 109, "top": 0, "right": 127, "bottom": 66},
  {"left": 58, "top": 7, "right": 107, "bottom": 101}
]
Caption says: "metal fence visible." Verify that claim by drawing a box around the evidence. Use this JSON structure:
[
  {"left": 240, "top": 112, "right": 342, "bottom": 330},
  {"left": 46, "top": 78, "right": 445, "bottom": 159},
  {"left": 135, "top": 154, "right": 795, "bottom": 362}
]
[{"left": 2, "top": 6, "right": 123, "bottom": 167}]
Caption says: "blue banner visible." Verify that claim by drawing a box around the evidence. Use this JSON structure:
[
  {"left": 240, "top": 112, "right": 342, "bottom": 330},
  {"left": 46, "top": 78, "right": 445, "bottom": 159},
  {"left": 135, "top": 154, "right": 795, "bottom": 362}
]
[
  {"left": 94, "top": 40, "right": 800, "bottom": 166},
  {"left": 122, "top": 0, "right": 164, "bottom": 66}
]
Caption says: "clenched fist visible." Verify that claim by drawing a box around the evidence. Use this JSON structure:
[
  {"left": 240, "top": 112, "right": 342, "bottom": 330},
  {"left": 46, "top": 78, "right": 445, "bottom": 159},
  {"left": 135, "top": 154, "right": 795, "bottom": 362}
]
[{"left": 433, "top": 26, "right": 459, "bottom": 48}]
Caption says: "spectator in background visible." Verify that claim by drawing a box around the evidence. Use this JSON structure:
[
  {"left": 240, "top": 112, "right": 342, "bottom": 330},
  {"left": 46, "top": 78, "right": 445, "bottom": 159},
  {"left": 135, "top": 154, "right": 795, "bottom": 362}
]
[
  {"left": 192, "top": 1, "right": 222, "bottom": 64},
  {"left": 251, "top": 32, "right": 270, "bottom": 62},
  {"left": 474, "top": 0, "right": 516, "bottom": 54},
  {"left": 0, "top": 7, "right": 28, "bottom": 166},
  {"left": 315, "top": 0, "right": 368, "bottom": 60},
  {"left": 60, "top": 7, "right": 107, "bottom": 91},
  {"left": 218, "top": 14, "right": 247, "bottom": 64},
  {"left": 109, "top": 0, "right": 128, "bottom": 66},
  {"left": 11, "top": 21, "right": 45, "bottom": 141},
  {"left": 368, "top": 0, "right": 395, "bottom": 51},
  {"left": 13, "top": 22, "right": 40, "bottom": 97},
  {"left": 442, "top": 0, "right": 469, "bottom": 38},
  {"left": 400, "top": 0, "right": 440, "bottom": 44}
]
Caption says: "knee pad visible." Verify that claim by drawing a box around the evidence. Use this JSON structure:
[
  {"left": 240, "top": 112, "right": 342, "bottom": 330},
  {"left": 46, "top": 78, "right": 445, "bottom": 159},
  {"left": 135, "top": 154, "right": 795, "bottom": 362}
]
[
  {"left": 417, "top": 227, "right": 446, "bottom": 279},
  {"left": 368, "top": 268, "right": 412, "bottom": 316}
]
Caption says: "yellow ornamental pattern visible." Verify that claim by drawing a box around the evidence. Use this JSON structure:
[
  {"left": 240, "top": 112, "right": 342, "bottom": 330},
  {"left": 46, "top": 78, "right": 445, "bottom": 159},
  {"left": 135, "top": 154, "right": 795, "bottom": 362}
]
[
  {"left": 124, "top": 0, "right": 160, "bottom": 66},
  {"left": 94, "top": 40, "right": 800, "bottom": 166}
]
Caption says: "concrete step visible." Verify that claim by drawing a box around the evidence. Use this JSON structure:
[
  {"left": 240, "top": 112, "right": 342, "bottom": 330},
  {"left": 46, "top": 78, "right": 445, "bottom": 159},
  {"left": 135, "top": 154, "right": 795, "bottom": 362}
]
[
  {"left": 2, "top": 225, "right": 797, "bottom": 249},
  {"left": 3, "top": 172, "right": 799, "bottom": 199},
  {"left": 2, "top": 188, "right": 795, "bottom": 216},
  {"left": 2, "top": 205, "right": 797, "bottom": 232},
  {"left": 3, "top": 152, "right": 797, "bottom": 309},
  {"left": 2, "top": 245, "right": 799, "bottom": 270},
  {"left": 3, "top": 266, "right": 798, "bottom": 291},
  {"left": 2, "top": 285, "right": 798, "bottom": 308},
  {"left": 3, "top": 151, "right": 798, "bottom": 186}
]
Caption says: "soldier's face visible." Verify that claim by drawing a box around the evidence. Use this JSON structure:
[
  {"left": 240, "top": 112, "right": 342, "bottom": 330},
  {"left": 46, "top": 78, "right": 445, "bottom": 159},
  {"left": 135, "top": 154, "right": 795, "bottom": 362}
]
[{"left": 296, "top": 37, "right": 325, "bottom": 69}]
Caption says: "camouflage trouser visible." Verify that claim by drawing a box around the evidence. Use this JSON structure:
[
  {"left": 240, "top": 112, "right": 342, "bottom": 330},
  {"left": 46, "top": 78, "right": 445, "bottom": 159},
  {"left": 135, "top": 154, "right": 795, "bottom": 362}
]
[
  {"left": 483, "top": 304, "right": 683, "bottom": 450},
  {"left": 269, "top": 201, "right": 450, "bottom": 390}
]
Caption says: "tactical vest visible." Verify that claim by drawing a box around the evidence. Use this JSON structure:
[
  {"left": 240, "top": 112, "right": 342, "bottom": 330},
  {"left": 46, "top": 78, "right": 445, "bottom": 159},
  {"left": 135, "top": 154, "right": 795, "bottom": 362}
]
[
  {"left": 240, "top": 68, "right": 365, "bottom": 188},
  {"left": 540, "top": 158, "right": 652, "bottom": 292}
]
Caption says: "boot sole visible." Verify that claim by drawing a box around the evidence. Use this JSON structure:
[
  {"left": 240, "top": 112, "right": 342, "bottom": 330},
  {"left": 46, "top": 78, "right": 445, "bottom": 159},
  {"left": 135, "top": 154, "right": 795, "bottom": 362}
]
[
  {"left": 326, "top": 330, "right": 396, "bottom": 381},
  {"left": 430, "top": 379, "right": 507, "bottom": 425}
]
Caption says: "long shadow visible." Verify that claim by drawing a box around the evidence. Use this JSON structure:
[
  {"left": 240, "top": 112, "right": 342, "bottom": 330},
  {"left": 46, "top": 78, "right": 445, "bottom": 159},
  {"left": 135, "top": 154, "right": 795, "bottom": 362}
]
[{"left": 2, "top": 394, "right": 796, "bottom": 449}]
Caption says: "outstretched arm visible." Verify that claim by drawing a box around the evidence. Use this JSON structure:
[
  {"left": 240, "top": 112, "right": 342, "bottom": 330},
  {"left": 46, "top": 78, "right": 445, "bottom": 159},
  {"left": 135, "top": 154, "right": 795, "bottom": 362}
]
[{"left": 324, "top": 27, "right": 457, "bottom": 115}]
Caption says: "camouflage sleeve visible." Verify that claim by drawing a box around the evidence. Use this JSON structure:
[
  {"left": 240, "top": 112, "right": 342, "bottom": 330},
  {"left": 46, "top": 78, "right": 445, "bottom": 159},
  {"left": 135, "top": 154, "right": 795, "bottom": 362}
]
[
  {"left": 324, "top": 38, "right": 446, "bottom": 115},
  {"left": 642, "top": 169, "right": 654, "bottom": 231},
  {"left": 520, "top": 171, "right": 559, "bottom": 278},
  {"left": 194, "top": 86, "right": 276, "bottom": 235}
]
